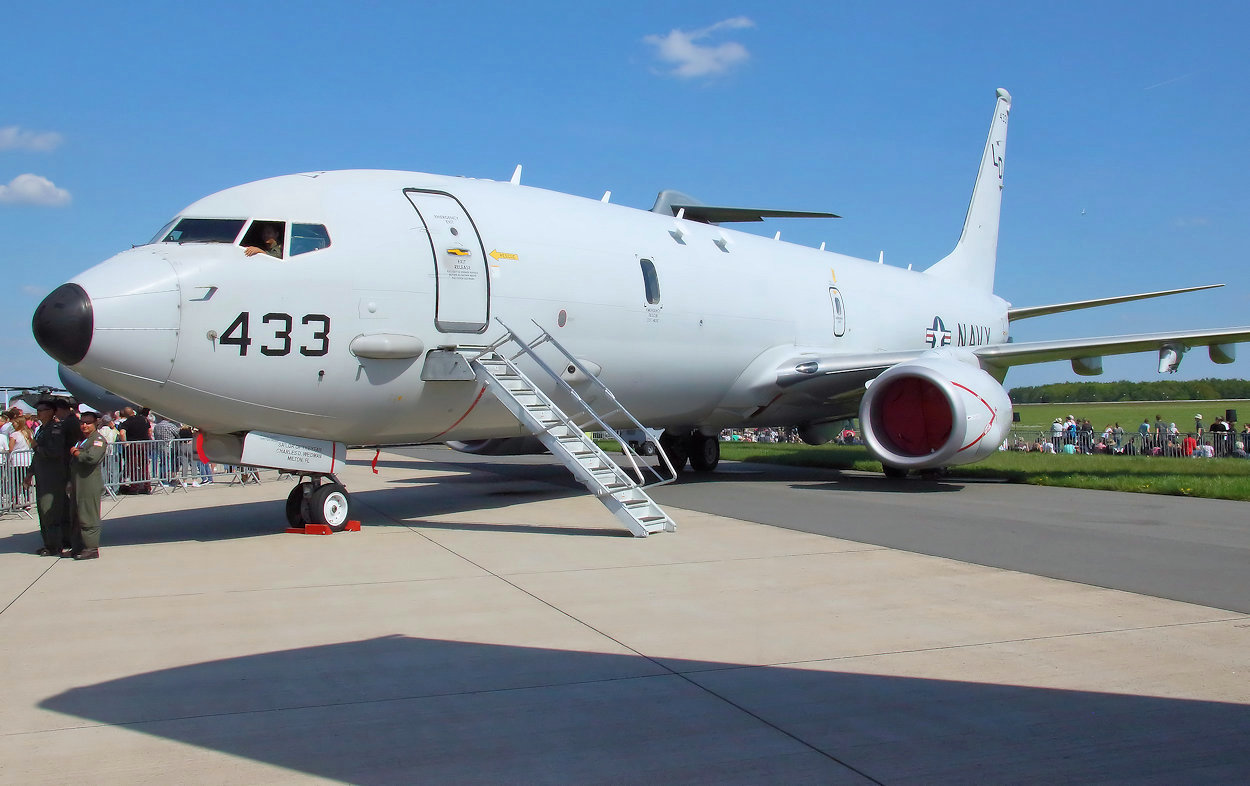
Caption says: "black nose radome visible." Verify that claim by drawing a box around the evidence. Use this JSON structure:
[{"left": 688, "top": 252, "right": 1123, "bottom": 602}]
[{"left": 33, "top": 283, "right": 93, "bottom": 366}]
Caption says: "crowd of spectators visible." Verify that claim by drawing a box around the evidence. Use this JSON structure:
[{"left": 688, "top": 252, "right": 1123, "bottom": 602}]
[
  {"left": 0, "top": 400, "right": 220, "bottom": 498},
  {"left": 1004, "top": 412, "right": 1250, "bottom": 458},
  {"left": 719, "top": 427, "right": 859, "bottom": 445}
]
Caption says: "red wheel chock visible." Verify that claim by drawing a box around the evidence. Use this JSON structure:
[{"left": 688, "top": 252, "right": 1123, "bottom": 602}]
[{"left": 286, "top": 520, "right": 361, "bottom": 535}]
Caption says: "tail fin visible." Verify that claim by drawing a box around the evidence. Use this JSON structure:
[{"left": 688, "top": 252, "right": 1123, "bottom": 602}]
[{"left": 926, "top": 88, "right": 1012, "bottom": 292}]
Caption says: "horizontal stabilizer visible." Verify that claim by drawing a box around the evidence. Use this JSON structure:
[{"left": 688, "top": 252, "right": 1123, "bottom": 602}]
[
  {"left": 650, "top": 189, "right": 837, "bottom": 224},
  {"left": 1008, "top": 284, "right": 1223, "bottom": 321}
]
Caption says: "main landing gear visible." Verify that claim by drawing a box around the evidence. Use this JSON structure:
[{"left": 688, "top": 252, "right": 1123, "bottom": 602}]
[
  {"left": 658, "top": 430, "right": 720, "bottom": 476},
  {"left": 286, "top": 474, "right": 352, "bottom": 531}
]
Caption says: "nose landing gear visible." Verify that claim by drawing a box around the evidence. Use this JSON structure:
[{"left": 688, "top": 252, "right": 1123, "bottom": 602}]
[{"left": 286, "top": 475, "right": 352, "bottom": 531}]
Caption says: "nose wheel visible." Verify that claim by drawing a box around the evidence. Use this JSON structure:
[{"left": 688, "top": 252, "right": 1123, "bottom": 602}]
[{"left": 286, "top": 475, "right": 352, "bottom": 531}]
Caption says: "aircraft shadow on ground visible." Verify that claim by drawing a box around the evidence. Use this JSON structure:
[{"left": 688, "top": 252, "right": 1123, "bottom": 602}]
[
  {"left": 38, "top": 635, "right": 1250, "bottom": 783},
  {"left": 0, "top": 457, "right": 989, "bottom": 554},
  {"left": 0, "top": 469, "right": 609, "bottom": 554},
  {"left": 381, "top": 451, "right": 970, "bottom": 496}
]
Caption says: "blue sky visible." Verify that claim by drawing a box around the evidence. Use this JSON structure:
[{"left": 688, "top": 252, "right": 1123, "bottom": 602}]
[{"left": 2, "top": 1, "right": 1247, "bottom": 393}]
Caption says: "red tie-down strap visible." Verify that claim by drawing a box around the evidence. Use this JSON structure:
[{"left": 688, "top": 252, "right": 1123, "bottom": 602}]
[{"left": 371, "top": 448, "right": 380, "bottom": 474}]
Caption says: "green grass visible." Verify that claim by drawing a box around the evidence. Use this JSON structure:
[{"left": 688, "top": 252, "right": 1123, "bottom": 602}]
[
  {"left": 1014, "top": 400, "right": 1248, "bottom": 433},
  {"left": 600, "top": 440, "right": 1250, "bottom": 502}
]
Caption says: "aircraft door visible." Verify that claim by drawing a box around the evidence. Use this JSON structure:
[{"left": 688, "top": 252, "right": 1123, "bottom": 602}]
[
  {"left": 405, "top": 190, "right": 489, "bottom": 333},
  {"left": 829, "top": 287, "right": 846, "bottom": 337}
]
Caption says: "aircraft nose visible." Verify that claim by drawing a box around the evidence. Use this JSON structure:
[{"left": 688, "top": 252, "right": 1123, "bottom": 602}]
[{"left": 32, "top": 283, "right": 94, "bottom": 366}]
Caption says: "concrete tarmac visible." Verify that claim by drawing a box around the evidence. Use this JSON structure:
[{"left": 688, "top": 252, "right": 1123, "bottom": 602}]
[{"left": 1, "top": 450, "right": 1248, "bottom": 784}]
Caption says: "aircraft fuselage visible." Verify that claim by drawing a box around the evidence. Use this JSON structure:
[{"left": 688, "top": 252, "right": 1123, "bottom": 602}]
[{"left": 44, "top": 169, "right": 1009, "bottom": 445}]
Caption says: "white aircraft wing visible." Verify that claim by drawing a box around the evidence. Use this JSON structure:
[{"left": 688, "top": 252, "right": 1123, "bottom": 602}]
[
  {"left": 1006, "top": 284, "right": 1222, "bottom": 322},
  {"left": 972, "top": 326, "right": 1250, "bottom": 369},
  {"left": 771, "top": 326, "right": 1250, "bottom": 405}
]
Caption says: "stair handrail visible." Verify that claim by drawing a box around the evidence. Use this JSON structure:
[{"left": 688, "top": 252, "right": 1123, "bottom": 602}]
[
  {"left": 477, "top": 346, "right": 647, "bottom": 492},
  {"left": 492, "top": 319, "right": 675, "bottom": 487}
]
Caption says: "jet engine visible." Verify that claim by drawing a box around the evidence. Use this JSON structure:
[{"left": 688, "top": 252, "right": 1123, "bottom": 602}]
[
  {"left": 859, "top": 351, "right": 1012, "bottom": 471},
  {"left": 445, "top": 437, "right": 549, "bottom": 455}
]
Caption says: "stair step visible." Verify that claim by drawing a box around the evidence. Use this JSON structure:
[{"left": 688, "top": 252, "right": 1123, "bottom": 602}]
[{"left": 471, "top": 337, "right": 674, "bottom": 538}]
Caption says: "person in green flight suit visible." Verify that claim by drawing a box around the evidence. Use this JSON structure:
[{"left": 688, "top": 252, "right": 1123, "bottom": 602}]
[
  {"left": 24, "top": 400, "right": 69, "bottom": 556},
  {"left": 69, "top": 411, "right": 108, "bottom": 560}
]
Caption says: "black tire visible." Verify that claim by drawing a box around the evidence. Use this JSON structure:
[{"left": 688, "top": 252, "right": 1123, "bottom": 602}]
[
  {"left": 310, "top": 483, "right": 352, "bottom": 531},
  {"left": 641, "top": 441, "right": 657, "bottom": 456},
  {"left": 688, "top": 433, "right": 720, "bottom": 472},
  {"left": 659, "top": 433, "right": 689, "bottom": 477},
  {"left": 286, "top": 481, "right": 315, "bottom": 528},
  {"left": 882, "top": 464, "right": 908, "bottom": 479}
]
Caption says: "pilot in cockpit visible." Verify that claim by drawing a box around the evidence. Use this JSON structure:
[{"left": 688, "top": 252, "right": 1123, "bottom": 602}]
[{"left": 244, "top": 224, "right": 283, "bottom": 258}]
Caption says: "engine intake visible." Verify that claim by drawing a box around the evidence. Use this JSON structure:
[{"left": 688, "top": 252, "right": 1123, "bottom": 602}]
[{"left": 859, "top": 351, "right": 1012, "bottom": 470}]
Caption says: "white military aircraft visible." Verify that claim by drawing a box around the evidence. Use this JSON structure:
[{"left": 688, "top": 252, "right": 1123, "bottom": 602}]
[{"left": 32, "top": 88, "right": 1250, "bottom": 535}]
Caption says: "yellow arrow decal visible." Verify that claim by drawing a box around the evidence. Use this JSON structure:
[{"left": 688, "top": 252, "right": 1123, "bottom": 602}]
[{"left": 490, "top": 249, "right": 519, "bottom": 261}]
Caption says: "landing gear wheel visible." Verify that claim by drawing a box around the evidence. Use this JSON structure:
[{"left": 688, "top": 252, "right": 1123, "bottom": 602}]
[
  {"left": 660, "top": 433, "right": 689, "bottom": 477},
  {"left": 286, "top": 481, "right": 315, "bottom": 528},
  {"left": 688, "top": 433, "right": 720, "bottom": 472},
  {"left": 310, "top": 484, "right": 351, "bottom": 531},
  {"left": 882, "top": 464, "right": 908, "bottom": 479}
]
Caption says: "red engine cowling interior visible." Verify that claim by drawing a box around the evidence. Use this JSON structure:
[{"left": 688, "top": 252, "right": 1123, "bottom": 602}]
[{"left": 860, "top": 353, "right": 1012, "bottom": 470}]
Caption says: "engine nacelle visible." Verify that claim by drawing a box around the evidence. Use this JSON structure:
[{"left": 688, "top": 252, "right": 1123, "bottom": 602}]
[
  {"left": 445, "top": 437, "right": 549, "bottom": 456},
  {"left": 859, "top": 351, "right": 1012, "bottom": 471}
]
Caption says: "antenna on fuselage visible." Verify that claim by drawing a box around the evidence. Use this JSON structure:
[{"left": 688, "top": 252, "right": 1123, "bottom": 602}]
[
  {"left": 510, "top": 165, "right": 522, "bottom": 185},
  {"left": 601, "top": 191, "right": 611, "bottom": 203}
]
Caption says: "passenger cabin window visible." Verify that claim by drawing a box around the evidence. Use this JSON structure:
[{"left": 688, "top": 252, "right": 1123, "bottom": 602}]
[
  {"left": 159, "top": 218, "right": 246, "bottom": 244},
  {"left": 290, "top": 223, "right": 331, "bottom": 256},
  {"left": 640, "top": 259, "right": 660, "bottom": 304},
  {"left": 240, "top": 220, "right": 286, "bottom": 259}
]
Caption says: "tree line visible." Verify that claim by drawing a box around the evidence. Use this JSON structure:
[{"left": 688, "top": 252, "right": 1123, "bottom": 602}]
[{"left": 1008, "top": 378, "right": 1250, "bottom": 404}]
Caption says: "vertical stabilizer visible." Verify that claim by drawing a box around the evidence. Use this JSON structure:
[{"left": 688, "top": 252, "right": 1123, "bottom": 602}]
[{"left": 926, "top": 88, "right": 1012, "bottom": 292}]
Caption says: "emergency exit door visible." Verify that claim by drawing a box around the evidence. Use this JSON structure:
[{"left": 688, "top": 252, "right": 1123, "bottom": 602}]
[
  {"left": 829, "top": 287, "right": 846, "bottom": 337},
  {"left": 405, "top": 190, "right": 490, "bottom": 333}
]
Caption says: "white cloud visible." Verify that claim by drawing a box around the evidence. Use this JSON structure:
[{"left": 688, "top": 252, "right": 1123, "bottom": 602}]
[
  {"left": 0, "top": 174, "right": 72, "bottom": 206},
  {"left": 1172, "top": 216, "right": 1212, "bottom": 229},
  {"left": 0, "top": 126, "right": 64, "bottom": 152},
  {"left": 644, "top": 16, "right": 755, "bottom": 78}
]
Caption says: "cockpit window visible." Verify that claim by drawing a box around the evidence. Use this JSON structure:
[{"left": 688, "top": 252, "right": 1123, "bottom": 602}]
[
  {"left": 291, "top": 224, "right": 331, "bottom": 256},
  {"left": 240, "top": 220, "right": 286, "bottom": 259},
  {"left": 160, "top": 218, "right": 247, "bottom": 244},
  {"left": 149, "top": 218, "right": 178, "bottom": 245}
]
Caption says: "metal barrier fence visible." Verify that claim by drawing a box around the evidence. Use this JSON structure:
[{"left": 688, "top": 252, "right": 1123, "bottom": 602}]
[
  {"left": 1002, "top": 428, "right": 1250, "bottom": 458},
  {"left": 0, "top": 439, "right": 274, "bottom": 518},
  {"left": 0, "top": 448, "right": 34, "bottom": 519}
]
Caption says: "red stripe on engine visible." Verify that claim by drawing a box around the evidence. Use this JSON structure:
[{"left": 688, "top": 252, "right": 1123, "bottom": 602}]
[{"left": 952, "top": 381, "right": 997, "bottom": 453}]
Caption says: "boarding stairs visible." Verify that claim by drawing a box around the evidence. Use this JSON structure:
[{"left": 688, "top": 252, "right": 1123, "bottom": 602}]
[{"left": 466, "top": 320, "right": 677, "bottom": 537}]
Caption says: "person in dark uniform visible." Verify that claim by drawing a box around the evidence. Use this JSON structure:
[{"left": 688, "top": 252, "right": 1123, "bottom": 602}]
[
  {"left": 69, "top": 411, "right": 108, "bottom": 560},
  {"left": 24, "top": 400, "right": 69, "bottom": 556},
  {"left": 118, "top": 406, "right": 153, "bottom": 493},
  {"left": 54, "top": 399, "right": 81, "bottom": 548}
]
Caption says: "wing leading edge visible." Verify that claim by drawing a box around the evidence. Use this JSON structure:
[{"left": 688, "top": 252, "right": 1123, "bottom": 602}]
[
  {"left": 769, "top": 326, "right": 1250, "bottom": 405},
  {"left": 1007, "top": 284, "right": 1223, "bottom": 322}
]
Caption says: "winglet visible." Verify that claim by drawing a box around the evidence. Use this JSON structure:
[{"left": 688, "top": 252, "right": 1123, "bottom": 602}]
[{"left": 926, "top": 88, "right": 1012, "bottom": 292}]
